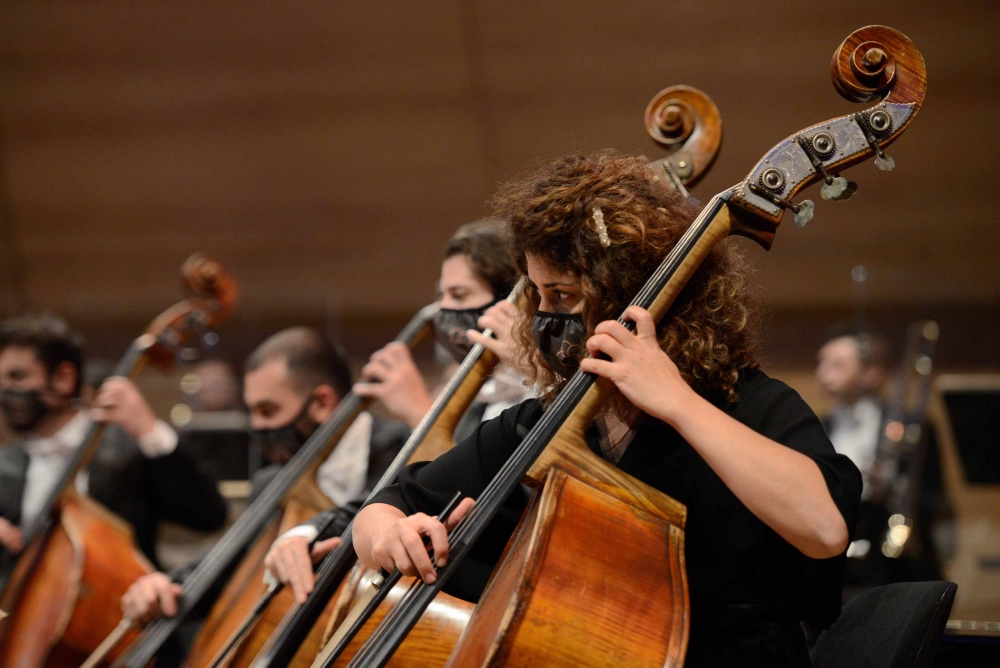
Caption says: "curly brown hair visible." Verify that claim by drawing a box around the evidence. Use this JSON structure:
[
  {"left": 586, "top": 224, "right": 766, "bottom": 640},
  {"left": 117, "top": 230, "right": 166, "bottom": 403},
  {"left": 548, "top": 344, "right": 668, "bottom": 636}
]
[{"left": 492, "top": 151, "right": 760, "bottom": 416}]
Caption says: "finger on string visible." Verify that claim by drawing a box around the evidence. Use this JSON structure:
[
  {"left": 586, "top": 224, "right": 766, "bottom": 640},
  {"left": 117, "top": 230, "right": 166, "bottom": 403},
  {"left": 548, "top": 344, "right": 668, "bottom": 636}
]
[
  {"left": 389, "top": 542, "right": 416, "bottom": 576},
  {"left": 159, "top": 584, "right": 178, "bottom": 617},
  {"left": 311, "top": 537, "right": 341, "bottom": 561},
  {"left": 444, "top": 497, "right": 475, "bottom": 531},
  {"left": 594, "top": 319, "right": 635, "bottom": 346},
  {"left": 290, "top": 543, "right": 315, "bottom": 594},
  {"left": 422, "top": 519, "right": 450, "bottom": 567},
  {"left": 586, "top": 333, "right": 626, "bottom": 360},
  {"left": 466, "top": 329, "right": 501, "bottom": 355},
  {"left": 624, "top": 306, "right": 657, "bottom": 339},
  {"left": 399, "top": 524, "right": 436, "bottom": 582},
  {"left": 579, "top": 358, "right": 617, "bottom": 379},
  {"left": 384, "top": 342, "right": 411, "bottom": 362}
]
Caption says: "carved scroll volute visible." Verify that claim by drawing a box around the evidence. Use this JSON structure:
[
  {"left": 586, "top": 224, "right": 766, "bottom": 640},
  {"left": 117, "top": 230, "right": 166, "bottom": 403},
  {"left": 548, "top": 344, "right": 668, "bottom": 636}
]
[
  {"left": 645, "top": 85, "right": 722, "bottom": 188},
  {"left": 143, "top": 253, "right": 239, "bottom": 369},
  {"left": 728, "top": 25, "right": 927, "bottom": 250}
]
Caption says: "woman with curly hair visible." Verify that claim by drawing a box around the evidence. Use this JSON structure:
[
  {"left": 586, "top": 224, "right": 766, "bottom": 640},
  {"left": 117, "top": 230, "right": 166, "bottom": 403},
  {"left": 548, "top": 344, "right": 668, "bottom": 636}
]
[{"left": 354, "top": 152, "right": 862, "bottom": 667}]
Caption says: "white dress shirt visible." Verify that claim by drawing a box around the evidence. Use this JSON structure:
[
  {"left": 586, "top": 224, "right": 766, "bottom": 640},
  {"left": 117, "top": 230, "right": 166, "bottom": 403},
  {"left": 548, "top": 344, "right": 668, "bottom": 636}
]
[
  {"left": 827, "top": 397, "right": 882, "bottom": 500},
  {"left": 19, "top": 410, "right": 179, "bottom": 528}
]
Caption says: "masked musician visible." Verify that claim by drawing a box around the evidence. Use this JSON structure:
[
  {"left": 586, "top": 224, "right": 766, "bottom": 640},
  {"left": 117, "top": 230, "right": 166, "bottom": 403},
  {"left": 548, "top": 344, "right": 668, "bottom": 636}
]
[
  {"left": 353, "top": 153, "right": 863, "bottom": 667},
  {"left": 114, "top": 327, "right": 409, "bottom": 666},
  {"left": 0, "top": 314, "right": 228, "bottom": 571},
  {"left": 262, "top": 218, "right": 529, "bottom": 603}
]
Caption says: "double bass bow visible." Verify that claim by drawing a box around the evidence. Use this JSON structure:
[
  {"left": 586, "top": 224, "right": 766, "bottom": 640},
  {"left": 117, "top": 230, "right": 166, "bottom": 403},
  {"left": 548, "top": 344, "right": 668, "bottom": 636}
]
[
  {"left": 248, "top": 85, "right": 724, "bottom": 668},
  {"left": 87, "top": 304, "right": 438, "bottom": 668},
  {"left": 0, "top": 252, "right": 238, "bottom": 668},
  {"left": 344, "top": 25, "right": 927, "bottom": 668}
]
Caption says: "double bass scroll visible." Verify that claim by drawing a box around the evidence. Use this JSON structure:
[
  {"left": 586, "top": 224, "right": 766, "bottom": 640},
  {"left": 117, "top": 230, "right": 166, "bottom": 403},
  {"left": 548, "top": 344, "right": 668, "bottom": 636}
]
[
  {"left": 346, "top": 24, "right": 927, "bottom": 668},
  {"left": 645, "top": 84, "right": 722, "bottom": 194}
]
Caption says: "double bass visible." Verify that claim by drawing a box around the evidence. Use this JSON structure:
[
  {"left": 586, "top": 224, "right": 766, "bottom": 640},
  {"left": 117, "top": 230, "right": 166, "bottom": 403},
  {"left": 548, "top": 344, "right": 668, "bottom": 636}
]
[
  {"left": 0, "top": 253, "right": 238, "bottom": 668},
  {"left": 85, "top": 304, "right": 438, "bottom": 668},
  {"left": 243, "top": 85, "right": 724, "bottom": 668},
  {"left": 341, "top": 25, "right": 926, "bottom": 668}
]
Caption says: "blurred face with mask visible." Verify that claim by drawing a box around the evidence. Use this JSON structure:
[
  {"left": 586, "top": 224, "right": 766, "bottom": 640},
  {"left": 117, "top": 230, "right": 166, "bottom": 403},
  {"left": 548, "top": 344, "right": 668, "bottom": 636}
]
[
  {"left": 244, "top": 356, "right": 339, "bottom": 465},
  {"left": 0, "top": 344, "right": 78, "bottom": 438}
]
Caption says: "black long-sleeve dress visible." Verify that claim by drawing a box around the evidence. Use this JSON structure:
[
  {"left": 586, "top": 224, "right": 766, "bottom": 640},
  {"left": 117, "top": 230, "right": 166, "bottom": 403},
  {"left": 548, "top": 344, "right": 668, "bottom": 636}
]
[{"left": 367, "top": 369, "right": 863, "bottom": 668}]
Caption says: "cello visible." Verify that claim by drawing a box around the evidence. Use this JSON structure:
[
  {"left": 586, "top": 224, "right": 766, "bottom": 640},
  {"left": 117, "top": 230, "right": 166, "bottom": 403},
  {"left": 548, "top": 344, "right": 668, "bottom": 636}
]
[
  {"left": 0, "top": 253, "right": 238, "bottom": 668},
  {"left": 245, "top": 85, "right": 724, "bottom": 668},
  {"left": 342, "top": 25, "right": 927, "bottom": 668},
  {"left": 84, "top": 304, "right": 438, "bottom": 668}
]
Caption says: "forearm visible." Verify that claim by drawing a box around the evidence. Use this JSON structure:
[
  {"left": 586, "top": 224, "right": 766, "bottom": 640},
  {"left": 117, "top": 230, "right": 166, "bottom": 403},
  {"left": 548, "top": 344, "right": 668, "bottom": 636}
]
[
  {"left": 668, "top": 392, "right": 849, "bottom": 559},
  {"left": 353, "top": 503, "right": 406, "bottom": 570}
]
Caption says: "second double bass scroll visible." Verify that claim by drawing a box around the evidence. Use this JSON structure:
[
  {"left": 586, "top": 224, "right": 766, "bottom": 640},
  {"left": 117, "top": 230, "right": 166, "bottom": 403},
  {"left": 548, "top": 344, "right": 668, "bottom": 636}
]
[{"left": 345, "top": 24, "right": 927, "bottom": 668}]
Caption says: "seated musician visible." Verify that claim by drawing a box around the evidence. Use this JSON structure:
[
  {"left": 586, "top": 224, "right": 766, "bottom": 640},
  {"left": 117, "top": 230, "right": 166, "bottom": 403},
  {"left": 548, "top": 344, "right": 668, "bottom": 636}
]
[
  {"left": 262, "top": 219, "right": 530, "bottom": 602},
  {"left": 352, "top": 153, "right": 864, "bottom": 667},
  {"left": 118, "top": 327, "right": 408, "bottom": 667},
  {"left": 0, "top": 314, "right": 227, "bottom": 570},
  {"left": 816, "top": 323, "right": 950, "bottom": 590},
  {"left": 815, "top": 324, "right": 891, "bottom": 495}
]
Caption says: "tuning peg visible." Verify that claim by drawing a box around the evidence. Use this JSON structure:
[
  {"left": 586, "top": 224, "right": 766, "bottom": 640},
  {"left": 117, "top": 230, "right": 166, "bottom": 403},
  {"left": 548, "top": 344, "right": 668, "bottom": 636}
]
[
  {"left": 820, "top": 176, "right": 859, "bottom": 201},
  {"left": 791, "top": 199, "right": 815, "bottom": 227},
  {"left": 874, "top": 154, "right": 895, "bottom": 171},
  {"left": 854, "top": 111, "right": 896, "bottom": 172}
]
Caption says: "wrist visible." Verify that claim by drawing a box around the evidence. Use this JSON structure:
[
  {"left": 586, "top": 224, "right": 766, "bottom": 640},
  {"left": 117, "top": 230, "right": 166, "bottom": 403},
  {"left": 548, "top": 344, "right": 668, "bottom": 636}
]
[{"left": 653, "top": 382, "right": 703, "bottom": 426}]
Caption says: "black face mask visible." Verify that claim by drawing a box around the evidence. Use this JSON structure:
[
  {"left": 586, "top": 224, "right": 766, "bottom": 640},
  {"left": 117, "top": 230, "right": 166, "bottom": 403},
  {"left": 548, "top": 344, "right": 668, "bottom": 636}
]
[
  {"left": 249, "top": 397, "right": 316, "bottom": 466},
  {"left": 433, "top": 302, "right": 494, "bottom": 364},
  {"left": 532, "top": 311, "right": 587, "bottom": 379},
  {"left": 0, "top": 388, "right": 50, "bottom": 433}
]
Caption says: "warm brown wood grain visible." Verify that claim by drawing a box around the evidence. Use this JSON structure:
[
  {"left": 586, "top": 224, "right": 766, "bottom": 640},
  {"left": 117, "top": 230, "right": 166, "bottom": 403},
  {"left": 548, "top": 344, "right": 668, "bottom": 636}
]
[
  {"left": 446, "top": 469, "right": 688, "bottom": 667},
  {"left": 409, "top": 348, "right": 497, "bottom": 464},
  {"left": 645, "top": 85, "right": 722, "bottom": 188},
  {"left": 0, "top": 493, "right": 153, "bottom": 668},
  {"left": 315, "top": 570, "right": 473, "bottom": 668},
  {"left": 186, "top": 499, "right": 328, "bottom": 668}
]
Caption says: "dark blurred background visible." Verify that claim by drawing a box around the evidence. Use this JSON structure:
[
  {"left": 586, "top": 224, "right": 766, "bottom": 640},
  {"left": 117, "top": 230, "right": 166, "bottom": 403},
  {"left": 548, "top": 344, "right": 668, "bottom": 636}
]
[{"left": 0, "top": 1, "right": 997, "bottom": 388}]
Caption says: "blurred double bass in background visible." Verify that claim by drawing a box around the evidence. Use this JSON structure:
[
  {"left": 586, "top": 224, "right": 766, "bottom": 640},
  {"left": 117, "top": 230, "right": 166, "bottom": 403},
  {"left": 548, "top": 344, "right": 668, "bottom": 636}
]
[{"left": 0, "top": 253, "right": 238, "bottom": 668}]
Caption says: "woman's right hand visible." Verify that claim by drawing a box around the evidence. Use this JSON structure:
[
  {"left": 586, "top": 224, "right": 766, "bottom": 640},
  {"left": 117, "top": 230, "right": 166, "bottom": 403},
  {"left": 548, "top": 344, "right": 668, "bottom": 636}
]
[
  {"left": 353, "top": 342, "right": 432, "bottom": 428},
  {"left": 368, "top": 497, "right": 475, "bottom": 583}
]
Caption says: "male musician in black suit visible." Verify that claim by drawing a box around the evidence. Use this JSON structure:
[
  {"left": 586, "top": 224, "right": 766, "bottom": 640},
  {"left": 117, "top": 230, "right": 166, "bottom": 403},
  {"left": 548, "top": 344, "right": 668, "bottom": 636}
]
[
  {"left": 117, "top": 327, "right": 408, "bottom": 667},
  {"left": 816, "top": 323, "right": 950, "bottom": 592},
  {"left": 0, "top": 314, "right": 228, "bottom": 573}
]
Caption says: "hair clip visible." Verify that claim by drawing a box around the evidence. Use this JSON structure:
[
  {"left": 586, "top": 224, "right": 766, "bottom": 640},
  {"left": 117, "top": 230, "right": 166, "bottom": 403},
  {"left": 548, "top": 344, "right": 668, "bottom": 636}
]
[{"left": 592, "top": 207, "right": 611, "bottom": 248}]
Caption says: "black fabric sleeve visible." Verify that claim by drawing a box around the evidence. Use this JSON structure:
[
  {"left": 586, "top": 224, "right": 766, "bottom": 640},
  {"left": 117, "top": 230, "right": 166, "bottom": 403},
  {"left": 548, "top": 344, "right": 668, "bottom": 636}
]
[
  {"left": 303, "top": 502, "right": 361, "bottom": 541},
  {"left": 146, "top": 439, "right": 228, "bottom": 532},
  {"left": 738, "top": 375, "right": 863, "bottom": 534},
  {"left": 736, "top": 373, "right": 863, "bottom": 629},
  {"left": 364, "top": 399, "right": 543, "bottom": 601}
]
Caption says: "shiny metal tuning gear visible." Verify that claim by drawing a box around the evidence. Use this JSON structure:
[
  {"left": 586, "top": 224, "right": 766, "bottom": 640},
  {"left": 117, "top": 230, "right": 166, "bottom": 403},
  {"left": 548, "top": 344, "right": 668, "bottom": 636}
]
[
  {"left": 855, "top": 112, "right": 896, "bottom": 172},
  {"left": 796, "top": 135, "right": 858, "bottom": 201}
]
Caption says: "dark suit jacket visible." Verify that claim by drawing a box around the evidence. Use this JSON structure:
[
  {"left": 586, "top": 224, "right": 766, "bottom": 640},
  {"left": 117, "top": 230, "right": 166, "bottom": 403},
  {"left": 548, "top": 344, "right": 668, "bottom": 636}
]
[
  {"left": 169, "top": 413, "right": 409, "bottom": 588},
  {"left": 0, "top": 423, "right": 228, "bottom": 570}
]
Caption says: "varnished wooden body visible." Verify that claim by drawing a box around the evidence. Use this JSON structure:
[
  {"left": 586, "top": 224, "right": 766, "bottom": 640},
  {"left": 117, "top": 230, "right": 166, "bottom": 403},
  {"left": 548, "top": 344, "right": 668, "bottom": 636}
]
[
  {"left": 185, "top": 490, "right": 330, "bottom": 668},
  {"left": 201, "top": 350, "right": 500, "bottom": 666},
  {"left": 318, "top": 565, "right": 473, "bottom": 668},
  {"left": 447, "top": 469, "right": 687, "bottom": 668},
  {"left": 0, "top": 493, "right": 153, "bottom": 668}
]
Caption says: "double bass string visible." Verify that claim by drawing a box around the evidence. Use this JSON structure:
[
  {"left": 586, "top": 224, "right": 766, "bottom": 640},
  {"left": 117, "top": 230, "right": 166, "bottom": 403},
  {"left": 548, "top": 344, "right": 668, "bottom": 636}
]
[
  {"left": 249, "top": 286, "right": 524, "bottom": 668},
  {"left": 113, "top": 305, "right": 437, "bottom": 668},
  {"left": 345, "top": 197, "right": 724, "bottom": 667}
]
